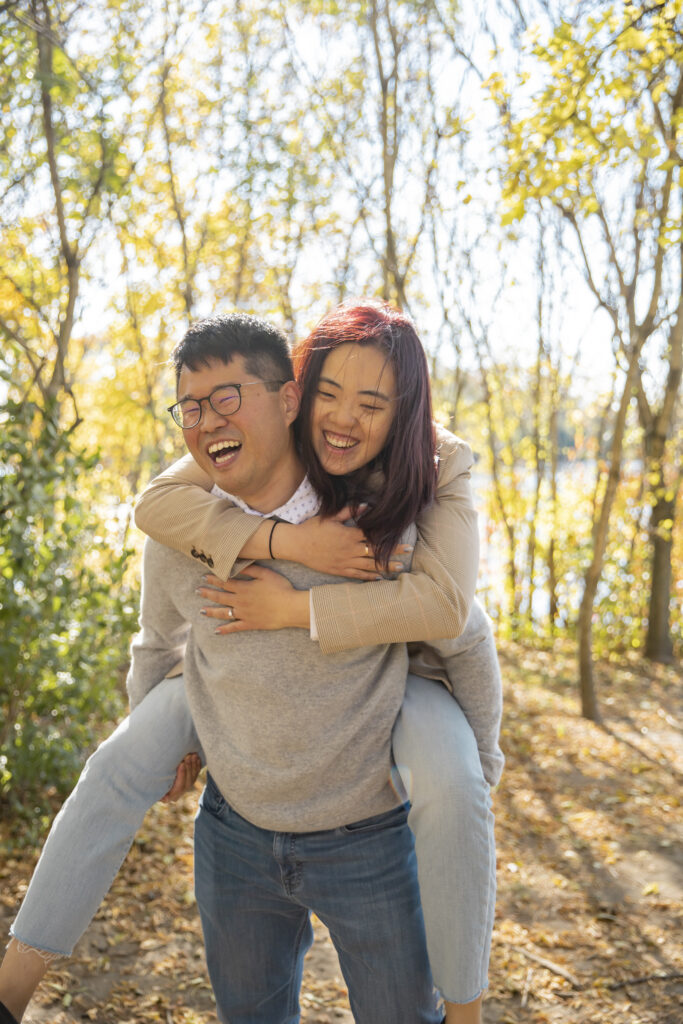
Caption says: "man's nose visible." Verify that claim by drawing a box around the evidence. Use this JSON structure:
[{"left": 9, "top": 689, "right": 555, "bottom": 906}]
[{"left": 200, "top": 398, "right": 231, "bottom": 429}]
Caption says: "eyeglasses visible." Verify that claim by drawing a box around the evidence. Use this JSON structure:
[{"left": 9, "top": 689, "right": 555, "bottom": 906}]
[{"left": 168, "top": 380, "right": 286, "bottom": 429}]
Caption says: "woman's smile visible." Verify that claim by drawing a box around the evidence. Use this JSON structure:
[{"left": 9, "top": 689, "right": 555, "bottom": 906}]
[{"left": 322, "top": 430, "right": 359, "bottom": 451}]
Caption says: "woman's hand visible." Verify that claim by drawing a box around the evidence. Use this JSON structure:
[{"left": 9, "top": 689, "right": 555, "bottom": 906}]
[
  {"left": 197, "top": 565, "right": 310, "bottom": 633},
  {"left": 276, "top": 507, "right": 410, "bottom": 579}
]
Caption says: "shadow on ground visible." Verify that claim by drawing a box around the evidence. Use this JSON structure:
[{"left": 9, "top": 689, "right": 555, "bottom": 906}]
[{"left": 1, "top": 642, "right": 681, "bottom": 1023}]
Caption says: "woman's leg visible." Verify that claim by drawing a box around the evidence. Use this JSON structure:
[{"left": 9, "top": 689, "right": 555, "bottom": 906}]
[
  {"left": 0, "top": 676, "right": 200, "bottom": 1021},
  {"left": 392, "top": 674, "right": 496, "bottom": 1024}
]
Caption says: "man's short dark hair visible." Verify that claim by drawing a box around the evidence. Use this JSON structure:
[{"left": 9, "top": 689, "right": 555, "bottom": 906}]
[{"left": 170, "top": 313, "right": 294, "bottom": 386}]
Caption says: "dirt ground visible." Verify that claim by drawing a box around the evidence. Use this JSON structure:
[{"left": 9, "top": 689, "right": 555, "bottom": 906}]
[{"left": 1, "top": 641, "right": 681, "bottom": 1023}]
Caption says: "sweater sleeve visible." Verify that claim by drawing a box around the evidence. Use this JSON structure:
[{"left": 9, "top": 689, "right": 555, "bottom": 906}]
[
  {"left": 133, "top": 454, "right": 262, "bottom": 580},
  {"left": 126, "top": 540, "right": 192, "bottom": 710},
  {"left": 311, "top": 429, "right": 479, "bottom": 653},
  {"left": 407, "top": 600, "right": 504, "bottom": 787}
]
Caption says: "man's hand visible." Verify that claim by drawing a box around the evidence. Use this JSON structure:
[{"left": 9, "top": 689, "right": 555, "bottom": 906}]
[{"left": 161, "top": 752, "right": 202, "bottom": 803}]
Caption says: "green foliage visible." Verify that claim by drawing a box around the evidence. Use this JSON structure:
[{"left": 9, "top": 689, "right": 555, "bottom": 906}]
[
  {"left": 493, "top": 1, "right": 683, "bottom": 224},
  {"left": 0, "top": 0, "right": 678, "bottom": 764},
  {"left": 0, "top": 397, "right": 138, "bottom": 819},
  {"left": 485, "top": 0, "right": 682, "bottom": 679},
  {"left": 591, "top": 465, "right": 667, "bottom": 658}
]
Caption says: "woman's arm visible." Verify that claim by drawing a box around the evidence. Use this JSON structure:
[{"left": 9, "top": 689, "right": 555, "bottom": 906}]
[
  {"left": 135, "top": 428, "right": 479, "bottom": 653},
  {"left": 311, "top": 429, "right": 479, "bottom": 653},
  {"left": 199, "top": 429, "right": 478, "bottom": 652},
  {"left": 134, "top": 455, "right": 381, "bottom": 580},
  {"left": 134, "top": 455, "right": 267, "bottom": 577}
]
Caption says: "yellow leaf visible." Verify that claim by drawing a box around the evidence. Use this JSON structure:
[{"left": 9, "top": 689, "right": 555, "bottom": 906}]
[{"left": 501, "top": 200, "right": 525, "bottom": 225}]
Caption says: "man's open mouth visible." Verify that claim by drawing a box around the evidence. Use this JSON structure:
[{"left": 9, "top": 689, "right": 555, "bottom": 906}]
[{"left": 208, "top": 440, "right": 241, "bottom": 466}]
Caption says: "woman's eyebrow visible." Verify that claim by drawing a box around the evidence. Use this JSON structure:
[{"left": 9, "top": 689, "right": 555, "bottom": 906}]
[
  {"left": 319, "top": 375, "right": 391, "bottom": 401},
  {"left": 359, "top": 388, "right": 392, "bottom": 401}
]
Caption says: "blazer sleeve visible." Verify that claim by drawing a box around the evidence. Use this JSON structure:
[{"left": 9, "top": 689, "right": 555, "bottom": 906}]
[
  {"left": 133, "top": 454, "right": 263, "bottom": 579},
  {"left": 134, "top": 429, "right": 479, "bottom": 653},
  {"left": 311, "top": 428, "right": 479, "bottom": 653}
]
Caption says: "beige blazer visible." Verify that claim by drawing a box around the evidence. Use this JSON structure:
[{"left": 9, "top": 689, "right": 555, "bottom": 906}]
[{"left": 133, "top": 425, "right": 479, "bottom": 655}]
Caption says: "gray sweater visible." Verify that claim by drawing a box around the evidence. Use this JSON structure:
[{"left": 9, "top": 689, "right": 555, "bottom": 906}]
[{"left": 127, "top": 540, "right": 409, "bottom": 832}]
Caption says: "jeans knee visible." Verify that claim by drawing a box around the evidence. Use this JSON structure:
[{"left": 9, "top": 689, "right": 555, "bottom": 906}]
[
  {"left": 81, "top": 733, "right": 122, "bottom": 785},
  {"left": 80, "top": 720, "right": 150, "bottom": 798},
  {"left": 406, "top": 751, "right": 489, "bottom": 822}
]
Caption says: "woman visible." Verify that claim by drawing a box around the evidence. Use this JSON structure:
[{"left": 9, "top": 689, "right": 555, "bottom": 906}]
[{"left": 0, "top": 301, "right": 501, "bottom": 1024}]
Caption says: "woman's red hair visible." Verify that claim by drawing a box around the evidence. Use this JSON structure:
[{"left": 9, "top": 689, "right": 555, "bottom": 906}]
[{"left": 294, "top": 300, "right": 437, "bottom": 568}]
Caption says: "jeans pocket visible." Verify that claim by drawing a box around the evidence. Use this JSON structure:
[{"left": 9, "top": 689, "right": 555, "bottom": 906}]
[
  {"left": 200, "top": 773, "right": 227, "bottom": 818},
  {"left": 341, "top": 802, "right": 408, "bottom": 834}
]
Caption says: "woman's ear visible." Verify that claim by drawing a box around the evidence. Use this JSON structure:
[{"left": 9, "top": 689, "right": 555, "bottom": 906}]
[{"left": 281, "top": 379, "right": 301, "bottom": 427}]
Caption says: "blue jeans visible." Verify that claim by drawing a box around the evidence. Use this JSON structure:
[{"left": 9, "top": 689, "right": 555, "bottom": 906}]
[
  {"left": 194, "top": 774, "right": 441, "bottom": 1024},
  {"left": 11, "top": 674, "right": 495, "bottom": 1002}
]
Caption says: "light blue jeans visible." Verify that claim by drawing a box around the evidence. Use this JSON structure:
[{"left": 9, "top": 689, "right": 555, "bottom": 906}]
[
  {"left": 393, "top": 675, "right": 495, "bottom": 1004},
  {"left": 11, "top": 674, "right": 494, "bottom": 1003}
]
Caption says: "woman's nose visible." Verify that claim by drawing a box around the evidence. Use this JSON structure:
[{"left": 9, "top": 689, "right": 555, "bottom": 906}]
[{"left": 331, "top": 400, "right": 357, "bottom": 427}]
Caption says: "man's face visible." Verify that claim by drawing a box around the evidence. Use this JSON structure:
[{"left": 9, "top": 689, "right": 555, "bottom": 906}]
[{"left": 178, "top": 355, "right": 301, "bottom": 511}]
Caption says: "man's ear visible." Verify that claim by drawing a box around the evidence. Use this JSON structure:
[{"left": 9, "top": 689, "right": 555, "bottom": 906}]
[{"left": 281, "top": 379, "right": 301, "bottom": 426}]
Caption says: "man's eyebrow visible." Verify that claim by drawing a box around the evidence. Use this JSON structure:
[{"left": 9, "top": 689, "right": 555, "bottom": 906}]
[
  {"left": 177, "top": 382, "right": 235, "bottom": 401},
  {"left": 319, "top": 375, "right": 392, "bottom": 402}
]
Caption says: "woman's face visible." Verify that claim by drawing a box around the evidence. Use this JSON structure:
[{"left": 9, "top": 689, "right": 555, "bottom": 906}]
[{"left": 310, "top": 342, "right": 397, "bottom": 476}]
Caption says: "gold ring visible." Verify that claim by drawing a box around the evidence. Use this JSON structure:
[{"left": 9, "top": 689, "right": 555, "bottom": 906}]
[
  {"left": 227, "top": 607, "right": 233, "bottom": 619},
  {"left": 364, "top": 543, "right": 369, "bottom": 557}
]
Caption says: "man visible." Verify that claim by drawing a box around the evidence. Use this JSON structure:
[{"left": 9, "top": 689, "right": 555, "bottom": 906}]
[{"left": 127, "top": 313, "right": 440, "bottom": 1024}]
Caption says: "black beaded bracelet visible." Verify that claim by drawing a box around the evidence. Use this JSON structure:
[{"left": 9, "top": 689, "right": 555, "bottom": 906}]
[{"left": 268, "top": 520, "right": 278, "bottom": 559}]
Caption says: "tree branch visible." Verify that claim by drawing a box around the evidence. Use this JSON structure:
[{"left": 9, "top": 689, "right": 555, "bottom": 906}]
[
  {"left": 0, "top": 267, "right": 57, "bottom": 337},
  {"left": 507, "top": 943, "right": 581, "bottom": 988},
  {"left": 559, "top": 205, "right": 622, "bottom": 338},
  {"left": 34, "top": 0, "right": 77, "bottom": 269},
  {"left": 0, "top": 314, "right": 47, "bottom": 386}
]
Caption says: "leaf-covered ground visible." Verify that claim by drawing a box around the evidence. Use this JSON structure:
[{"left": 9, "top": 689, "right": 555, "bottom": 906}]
[{"left": 1, "top": 642, "right": 681, "bottom": 1023}]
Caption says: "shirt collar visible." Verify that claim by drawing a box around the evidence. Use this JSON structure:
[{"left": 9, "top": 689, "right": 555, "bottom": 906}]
[{"left": 212, "top": 475, "right": 321, "bottom": 525}]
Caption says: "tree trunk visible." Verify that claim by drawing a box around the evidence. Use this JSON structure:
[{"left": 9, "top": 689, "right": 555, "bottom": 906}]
[
  {"left": 640, "top": 314, "right": 682, "bottom": 661},
  {"left": 577, "top": 344, "right": 642, "bottom": 721},
  {"left": 547, "top": 398, "right": 559, "bottom": 632},
  {"left": 645, "top": 490, "right": 677, "bottom": 662},
  {"left": 577, "top": 557, "right": 602, "bottom": 723}
]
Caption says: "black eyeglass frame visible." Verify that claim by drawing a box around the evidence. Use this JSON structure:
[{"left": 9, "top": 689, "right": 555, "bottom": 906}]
[{"left": 168, "top": 379, "right": 287, "bottom": 429}]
